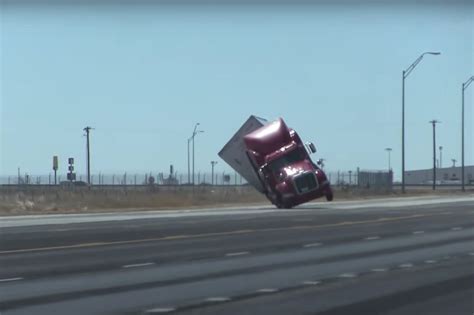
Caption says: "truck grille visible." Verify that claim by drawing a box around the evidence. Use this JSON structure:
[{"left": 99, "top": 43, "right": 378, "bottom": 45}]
[{"left": 294, "top": 172, "right": 318, "bottom": 194}]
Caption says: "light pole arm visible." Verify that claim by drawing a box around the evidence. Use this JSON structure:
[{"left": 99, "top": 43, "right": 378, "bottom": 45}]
[
  {"left": 463, "top": 76, "right": 474, "bottom": 90},
  {"left": 404, "top": 54, "right": 424, "bottom": 78},
  {"left": 404, "top": 52, "right": 441, "bottom": 79}
]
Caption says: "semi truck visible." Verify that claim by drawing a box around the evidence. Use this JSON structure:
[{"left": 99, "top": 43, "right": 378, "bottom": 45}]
[{"left": 218, "top": 115, "right": 333, "bottom": 208}]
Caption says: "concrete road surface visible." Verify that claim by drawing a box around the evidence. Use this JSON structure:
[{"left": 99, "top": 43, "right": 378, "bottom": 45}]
[{"left": 0, "top": 196, "right": 473, "bottom": 314}]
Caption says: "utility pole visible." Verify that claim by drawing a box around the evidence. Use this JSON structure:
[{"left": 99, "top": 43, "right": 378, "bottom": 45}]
[
  {"left": 211, "top": 161, "right": 218, "bottom": 185},
  {"left": 429, "top": 120, "right": 440, "bottom": 190},
  {"left": 452, "top": 159, "right": 457, "bottom": 168},
  {"left": 461, "top": 76, "right": 474, "bottom": 191},
  {"left": 439, "top": 146, "right": 443, "bottom": 169},
  {"left": 83, "top": 126, "right": 93, "bottom": 186}
]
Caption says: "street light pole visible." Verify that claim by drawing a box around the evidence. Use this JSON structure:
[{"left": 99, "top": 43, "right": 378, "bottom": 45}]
[
  {"left": 83, "top": 126, "right": 93, "bottom": 186},
  {"left": 190, "top": 123, "right": 204, "bottom": 185},
  {"left": 461, "top": 76, "right": 474, "bottom": 192},
  {"left": 187, "top": 138, "right": 191, "bottom": 184},
  {"left": 439, "top": 146, "right": 443, "bottom": 169},
  {"left": 401, "top": 52, "right": 441, "bottom": 194},
  {"left": 385, "top": 148, "right": 392, "bottom": 172},
  {"left": 211, "top": 161, "right": 218, "bottom": 185},
  {"left": 429, "top": 120, "right": 440, "bottom": 190}
]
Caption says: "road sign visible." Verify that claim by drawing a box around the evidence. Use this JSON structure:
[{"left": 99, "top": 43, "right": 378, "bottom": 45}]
[{"left": 53, "top": 156, "right": 58, "bottom": 171}]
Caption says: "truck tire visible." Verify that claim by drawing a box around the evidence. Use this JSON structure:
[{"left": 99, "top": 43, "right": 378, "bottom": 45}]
[
  {"left": 275, "top": 192, "right": 293, "bottom": 209},
  {"left": 326, "top": 188, "right": 334, "bottom": 202}
]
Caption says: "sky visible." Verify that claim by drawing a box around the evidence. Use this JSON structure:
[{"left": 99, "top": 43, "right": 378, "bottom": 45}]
[{"left": 0, "top": 0, "right": 473, "bottom": 180}]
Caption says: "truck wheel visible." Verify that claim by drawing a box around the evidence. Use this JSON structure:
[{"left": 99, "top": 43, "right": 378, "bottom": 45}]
[
  {"left": 274, "top": 193, "right": 292, "bottom": 209},
  {"left": 326, "top": 189, "right": 334, "bottom": 202}
]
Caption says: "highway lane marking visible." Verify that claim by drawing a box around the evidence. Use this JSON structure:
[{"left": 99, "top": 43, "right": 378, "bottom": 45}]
[
  {"left": 256, "top": 288, "right": 279, "bottom": 293},
  {"left": 371, "top": 268, "right": 387, "bottom": 272},
  {"left": 412, "top": 231, "right": 425, "bottom": 235},
  {"left": 468, "top": 252, "right": 474, "bottom": 256},
  {"left": 145, "top": 307, "right": 176, "bottom": 313},
  {"left": 303, "top": 242, "right": 322, "bottom": 248},
  {"left": 0, "top": 277, "right": 23, "bottom": 283},
  {"left": 225, "top": 251, "right": 249, "bottom": 257},
  {"left": 451, "top": 227, "right": 463, "bottom": 231},
  {"left": 0, "top": 213, "right": 449, "bottom": 255},
  {"left": 302, "top": 281, "right": 320, "bottom": 285},
  {"left": 339, "top": 273, "right": 357, "bottom": 278},
  {"left": 424, "top": 260, "right": 437, "bottom": 264},
  {"left": 365, "top": 236, "right": 381, "bottom": 241},
  {"left": 122, "top": 262, "right": 155, "bottom": 268},
  {"left": 399, "top": 263, "right": 414, "bottom": 268},
  {"left": 205, "top": 297, "right": 231, "bottom": 302},
  {"left": 292, "top": 219, "right": 313, "bottom": 222}
]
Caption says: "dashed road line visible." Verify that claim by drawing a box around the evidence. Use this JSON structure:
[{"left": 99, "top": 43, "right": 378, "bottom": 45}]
[
  {"left": 303, "top": 242, "right": 322, "bottom": 248},
  {"left": 145, "top": 307, "right": 176, "bottom": 313},
  {"left": 365, "top": 236, "right": 381, "bottom": 241},
  {"left": 468, "top": 252, "right": 474, "bottom": 256},
  {"left": 122, "top": 262, "right": 155, "bottom": 269},
  {"left": 424, "top": 260, "right": 437, "bottom": 264},
  {"left": 225, "top": 251, "right": 249, "bottom": 257},
  {"left": 256, "top": 288, "right": 279, "bottom": 293},
  {"left": 205, "top": 297, "right": 231, "bottom": 302},
  {"left": 399, "top": 263, "right": 414, "bottom": 268},
  {"left": 339, "top": 273, "right": 357, "bottom": 278},
  {"left": 0, "top": 277, "right": 23, "bottom": 283},
  {"left": 451, "top": 227, "right": 463, "bottom": 231},
  {"left": 412, "top": 231, "right": 425, "bottom": 235},
  {"left": 302, "top": 281, "right": 320, "bottom": 285},
  {"left": 371, "top": 268, "right": 387, "bottom": 272}
]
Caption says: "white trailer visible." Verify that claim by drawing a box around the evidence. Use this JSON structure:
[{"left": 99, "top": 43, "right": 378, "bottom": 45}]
[{"left": 218, "top": 115, "right": 268, "bottom": 193}]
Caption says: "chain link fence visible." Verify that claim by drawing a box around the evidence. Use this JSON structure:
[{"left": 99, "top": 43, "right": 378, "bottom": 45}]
[{"left": 1, "top": 168, "right": 393, "bottom": 189}]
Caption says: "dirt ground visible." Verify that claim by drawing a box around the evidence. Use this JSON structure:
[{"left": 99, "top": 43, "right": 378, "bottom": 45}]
[{"left": 0, "top": 185, "right": 469, "bottom": 216}]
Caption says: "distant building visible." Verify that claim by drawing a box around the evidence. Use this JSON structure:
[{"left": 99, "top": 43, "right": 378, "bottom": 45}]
[{"left": 405, "top": 165, "right": 474, "bottom": 185}]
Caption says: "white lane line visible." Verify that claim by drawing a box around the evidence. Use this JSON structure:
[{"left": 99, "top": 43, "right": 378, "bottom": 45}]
[
  {"left": 371, "top": 268, "right": 387, "bottom": 272},
  {"left": 399, "top": 263, "right": 414, "bottom": 268},
  {"left": 0, "top": 277, "right": 23, "bottom": 283},
  {"left": 205, "top": 297, "right": 231, "bottom": 302},
  {"left": 469, "top": 252, "right": 474, "bottom": 256},
  {"left": 302, "top": 280, "right": 320, "bottom": 285},
  {"left": 365, "top": 236, "right": 381, "bottom": 241},
  {"left": 303, "top": 242, "right": 322, "bottom": 248},
  {"left": 339, "top": 273, "right": 357, "bottom": 278},
  {"left": 451, "top": 227, "right": 463, "bottom": 231},
  {"left": 225, "top": 251, "right": 249, "bottom": 257},
  {"left": 145, "top": 307, "right": 176, "bottom": 313},
  {"left": 256, "top": 288, "right": 279, "bottom": 293},
  {"left": 122, "top": 262, "right": 155, "bottom": 269},
  {"left": 412, "top": 231, "right": 425, "bottom": 235},
  {"left": 425, "top": 260, "right": 437, "bottom": 264}
]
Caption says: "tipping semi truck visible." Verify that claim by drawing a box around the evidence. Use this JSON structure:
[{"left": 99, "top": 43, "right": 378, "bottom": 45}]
[{"left": 218, "top": 116, "right": 333, "bottom": 209}]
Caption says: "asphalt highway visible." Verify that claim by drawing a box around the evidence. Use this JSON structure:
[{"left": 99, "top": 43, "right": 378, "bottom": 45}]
[{"left": 0, "top": 196, "right": 473, "bottom": 314}]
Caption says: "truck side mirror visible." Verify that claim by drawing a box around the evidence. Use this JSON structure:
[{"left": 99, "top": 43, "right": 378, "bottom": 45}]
[{"left": 306, "top": 142, "right": 317, "bottom": 154}]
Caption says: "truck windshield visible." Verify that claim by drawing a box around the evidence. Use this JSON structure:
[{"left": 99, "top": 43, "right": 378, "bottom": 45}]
[{"left": 267, "top": 148, "right": 305, "bottom": 173}]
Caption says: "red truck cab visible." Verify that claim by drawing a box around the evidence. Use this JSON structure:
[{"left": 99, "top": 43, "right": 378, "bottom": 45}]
[{"left": 244, "top": 118, "right": 333, "bottom": 208}]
